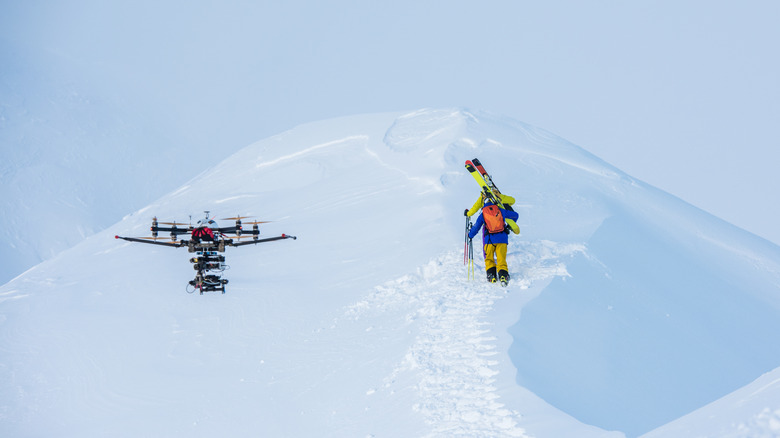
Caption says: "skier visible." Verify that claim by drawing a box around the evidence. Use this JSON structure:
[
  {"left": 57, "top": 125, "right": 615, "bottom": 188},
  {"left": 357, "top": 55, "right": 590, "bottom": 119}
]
[{"left": 467, "top": 199, "right": 519, "bottom": 285}]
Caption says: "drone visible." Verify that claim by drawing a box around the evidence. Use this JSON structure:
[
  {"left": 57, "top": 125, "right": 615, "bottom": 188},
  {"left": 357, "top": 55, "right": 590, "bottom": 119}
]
[{"left": 115, "top": 211, "right": 296, "bottom": 294}]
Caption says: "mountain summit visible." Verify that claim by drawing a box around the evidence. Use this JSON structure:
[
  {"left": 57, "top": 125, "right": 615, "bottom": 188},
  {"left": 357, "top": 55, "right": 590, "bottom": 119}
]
[{"left": 2, "top": 109, "right": 780, "bottom": 437}]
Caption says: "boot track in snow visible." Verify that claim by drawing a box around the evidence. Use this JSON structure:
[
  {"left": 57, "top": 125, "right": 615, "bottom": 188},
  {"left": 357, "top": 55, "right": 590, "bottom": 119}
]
[{"left": 344, "top": 240, "right": 583, "bottom": 437}]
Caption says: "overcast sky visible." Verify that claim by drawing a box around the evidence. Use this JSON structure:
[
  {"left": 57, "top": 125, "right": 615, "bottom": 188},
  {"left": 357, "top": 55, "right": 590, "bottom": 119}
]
[{"left": 3, "top": 0, "right": 779, "bottom": 244}]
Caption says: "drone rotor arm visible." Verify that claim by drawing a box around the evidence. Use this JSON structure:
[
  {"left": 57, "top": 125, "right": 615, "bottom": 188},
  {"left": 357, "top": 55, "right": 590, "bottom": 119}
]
[
  {"left": 115, "top": 235, "right": 187, "bottom": 248},
  {"left": 228, "top": 234, "right": 297, "bottom": 247}
]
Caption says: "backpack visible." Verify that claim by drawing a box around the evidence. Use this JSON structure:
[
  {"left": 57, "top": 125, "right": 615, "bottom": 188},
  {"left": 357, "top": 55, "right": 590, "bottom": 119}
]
[{"left": 482, "top": 204, "right": 506, "bottom": 233}]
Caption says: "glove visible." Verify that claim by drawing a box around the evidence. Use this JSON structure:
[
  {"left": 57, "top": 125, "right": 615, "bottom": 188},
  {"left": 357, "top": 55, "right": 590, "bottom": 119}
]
[{"left": 464, "top": 209, "right": 469, "bottom": 216}]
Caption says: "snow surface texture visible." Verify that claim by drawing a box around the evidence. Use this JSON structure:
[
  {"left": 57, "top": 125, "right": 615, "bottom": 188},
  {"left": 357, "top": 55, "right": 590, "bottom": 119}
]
[{"left": 2, "top": 108, "right": 780, "bottom": 437}]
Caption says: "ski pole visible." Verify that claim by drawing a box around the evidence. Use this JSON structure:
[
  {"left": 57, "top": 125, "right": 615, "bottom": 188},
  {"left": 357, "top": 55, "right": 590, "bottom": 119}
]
[
  {"left": 464, "top": 215, "right": 470, "bottom": 265},
  {"left": 467, "top": 229, "right": 475, "bottom": 281}
]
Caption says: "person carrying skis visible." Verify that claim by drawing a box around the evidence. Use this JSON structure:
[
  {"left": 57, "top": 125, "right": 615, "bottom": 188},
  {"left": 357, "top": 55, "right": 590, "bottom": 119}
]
[{"left": 467, "top": 199, "right": 519, "bottom": 285}]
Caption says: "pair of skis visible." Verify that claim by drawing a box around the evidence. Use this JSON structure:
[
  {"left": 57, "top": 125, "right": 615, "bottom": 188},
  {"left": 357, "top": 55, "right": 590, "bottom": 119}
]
[{"left": 464, "top": 158, "right": 520, "bottom": 234}]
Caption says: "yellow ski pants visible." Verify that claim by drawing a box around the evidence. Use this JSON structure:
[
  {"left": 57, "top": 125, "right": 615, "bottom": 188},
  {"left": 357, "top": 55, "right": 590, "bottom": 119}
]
[{"left": 484, "top": 243, "right": 508, "bottom": 273}]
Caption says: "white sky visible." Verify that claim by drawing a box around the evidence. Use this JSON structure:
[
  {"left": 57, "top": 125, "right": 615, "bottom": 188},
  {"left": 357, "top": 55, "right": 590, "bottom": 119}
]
[{"left": 3, "top": 0, "right": 779, "bottom": 244}]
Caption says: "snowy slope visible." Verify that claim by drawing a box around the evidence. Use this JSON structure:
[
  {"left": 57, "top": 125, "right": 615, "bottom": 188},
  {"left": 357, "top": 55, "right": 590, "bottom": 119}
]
[
  {"left": 0, "top": 44, "right": 228, "bottom": 285},
  {"left": 2, "top": 109, "right": 780, "bottom": 437}
]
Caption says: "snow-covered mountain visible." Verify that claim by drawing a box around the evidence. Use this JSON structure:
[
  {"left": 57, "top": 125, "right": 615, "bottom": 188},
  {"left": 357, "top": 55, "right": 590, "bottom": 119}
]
[{"left": 2, "top": 109, "right": 780, "bottom": 437}]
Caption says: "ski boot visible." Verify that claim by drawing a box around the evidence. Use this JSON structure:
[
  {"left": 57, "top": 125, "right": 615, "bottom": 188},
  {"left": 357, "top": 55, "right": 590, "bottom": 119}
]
[
  {"left": 486, "top": 267, "right": 497, "bottom": 283},
  {"left": 498, "top": 269, "right": 510, "bottom": 287}
]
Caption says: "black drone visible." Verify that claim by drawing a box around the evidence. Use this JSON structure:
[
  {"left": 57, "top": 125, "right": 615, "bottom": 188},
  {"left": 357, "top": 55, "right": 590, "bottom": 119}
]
[{"left": 115, "top": 211, "right": 296, "bottom": 294}]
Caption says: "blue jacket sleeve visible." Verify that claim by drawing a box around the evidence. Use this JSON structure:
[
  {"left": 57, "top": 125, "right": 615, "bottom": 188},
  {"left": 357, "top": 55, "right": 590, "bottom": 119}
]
[{"left": 468, "top": 214, "right": 484, "bottom": 239}]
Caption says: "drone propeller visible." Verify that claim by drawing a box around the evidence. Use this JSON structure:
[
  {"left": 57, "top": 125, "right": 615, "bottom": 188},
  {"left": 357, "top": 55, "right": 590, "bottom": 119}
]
[
  {"left": 221, "top": 215, "right": 253, "bottom": 221},
  {"left": 138, "top": 236, "right": 181, "bottom": 241},
  {"left": 244, "top": 220, "right": 272, "bottom": 225},
  {"left": 158, "top": 221, "right": 188, "bottom": 226}
]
